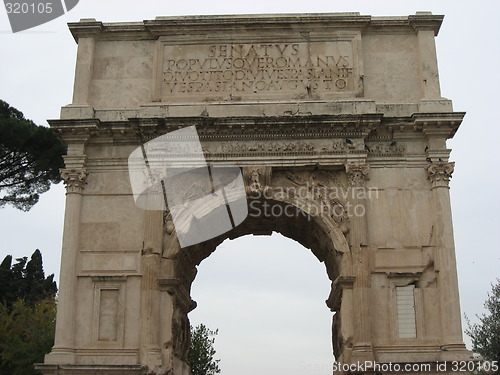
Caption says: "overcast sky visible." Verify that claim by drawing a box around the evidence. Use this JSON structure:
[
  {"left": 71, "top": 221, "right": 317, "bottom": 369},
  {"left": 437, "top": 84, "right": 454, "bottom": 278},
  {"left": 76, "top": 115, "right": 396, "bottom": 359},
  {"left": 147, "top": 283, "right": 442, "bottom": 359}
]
[{"left": 0, "top": 1, "right": 499, "bottom": 374}]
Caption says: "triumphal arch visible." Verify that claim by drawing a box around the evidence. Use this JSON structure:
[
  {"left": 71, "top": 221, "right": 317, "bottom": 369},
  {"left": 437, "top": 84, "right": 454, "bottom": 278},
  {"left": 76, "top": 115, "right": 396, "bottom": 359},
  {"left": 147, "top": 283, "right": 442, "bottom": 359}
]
[{"left": 38, "top": 13, "right": 473, "bottom": 375}]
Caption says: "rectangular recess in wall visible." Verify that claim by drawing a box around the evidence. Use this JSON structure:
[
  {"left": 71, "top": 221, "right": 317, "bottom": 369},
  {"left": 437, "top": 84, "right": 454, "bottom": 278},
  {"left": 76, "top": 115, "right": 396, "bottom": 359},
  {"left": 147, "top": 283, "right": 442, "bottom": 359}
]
[
  {"left": 396, "top": 285, "right": 417, "bottom": 338},
  {"left": 98, "top": 288, "right": 119, "bottom": 341}
]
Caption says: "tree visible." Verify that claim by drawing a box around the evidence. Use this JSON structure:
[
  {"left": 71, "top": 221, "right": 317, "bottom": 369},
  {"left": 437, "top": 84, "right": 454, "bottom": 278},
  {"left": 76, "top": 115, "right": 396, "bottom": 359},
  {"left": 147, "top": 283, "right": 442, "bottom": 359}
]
[
  {"left": 0, "top": 298, "right": 56, "bottom": 375},
  {"left": 0, "top": 99, "right": 65, "bottom": 211},
  {"left": 188, "top": 324, "right": 221, "bottom": 375},
  {"left": 0, "top": 250, "right": 57, "bottom": 375},
  {"left": 466, "top": 279, "right": 500, "bottom": 374},
  {"left": 0, "top": 249, "right": 57, "bottom": 308}
]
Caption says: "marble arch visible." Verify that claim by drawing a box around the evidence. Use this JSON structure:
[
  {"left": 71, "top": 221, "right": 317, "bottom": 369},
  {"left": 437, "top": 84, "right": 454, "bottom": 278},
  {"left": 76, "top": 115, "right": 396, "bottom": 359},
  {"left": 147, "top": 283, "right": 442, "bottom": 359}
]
[{"left": 38, "top": 12, "right": 473, "bottom": 375}]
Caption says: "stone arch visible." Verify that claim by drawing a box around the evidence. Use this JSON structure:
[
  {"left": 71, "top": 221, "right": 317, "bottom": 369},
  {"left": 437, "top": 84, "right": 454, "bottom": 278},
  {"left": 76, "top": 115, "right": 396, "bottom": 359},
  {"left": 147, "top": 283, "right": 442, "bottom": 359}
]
[
  {"left": 36, "top": 13, "right": 474, "bottom": 375},
  {"left": 160, "top": 167, "right": 355, "bottom": 366}
]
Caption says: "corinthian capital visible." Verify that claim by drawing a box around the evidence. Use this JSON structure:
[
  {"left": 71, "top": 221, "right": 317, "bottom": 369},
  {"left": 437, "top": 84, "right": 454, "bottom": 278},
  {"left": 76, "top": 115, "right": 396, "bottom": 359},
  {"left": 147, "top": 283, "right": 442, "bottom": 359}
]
[
  {"left": 426, "top": 161, "right": 454, "bottom": 188},
  {"left": 346, "top": 163, "right": 369, "bottom": 187},
  {"left": 61, "top": 168, "right": 87, "bottom": 193}
]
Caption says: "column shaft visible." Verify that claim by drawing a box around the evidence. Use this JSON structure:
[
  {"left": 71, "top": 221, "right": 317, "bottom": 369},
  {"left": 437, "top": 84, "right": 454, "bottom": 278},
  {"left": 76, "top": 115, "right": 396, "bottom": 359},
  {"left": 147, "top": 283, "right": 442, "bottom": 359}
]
[
  {"left": 139, "top": 209, "right": 164, "bottom": 368},
  {"left": 46, "top": 169, "right": 86, "bottom": 364},
  {"left": 346, "top": 164, "right": 374, "bottom": 362},
  {"left": 432, "top": 185, "right": 463, "bottom": 344}
]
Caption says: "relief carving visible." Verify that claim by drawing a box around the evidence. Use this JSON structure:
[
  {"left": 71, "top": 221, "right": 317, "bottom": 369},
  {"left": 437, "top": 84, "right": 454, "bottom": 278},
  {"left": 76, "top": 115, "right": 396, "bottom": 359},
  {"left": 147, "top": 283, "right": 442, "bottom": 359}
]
[
  {"left": 242, "top": 166, "right": 272, "bottom": 194},
  {"left": 280, "top": 170, "right": 349, "bottom": 225},
  {"left": 217, "top": 141, "right": 315, "bottom": 155},
  {"left": 162, "top": 210, "right": 181, "bottom": 260},
  {"left": 163, "top": 210, "right": 174, "bottom": 235},
  {"left": 345, "top": 163, "right": 369, "bottom": 187},
  {"left": 171, "top": 309, "right": 190, "bottom": 361},
  {"left": 366, "top": 142, "right": 405, "bottom": 156}
]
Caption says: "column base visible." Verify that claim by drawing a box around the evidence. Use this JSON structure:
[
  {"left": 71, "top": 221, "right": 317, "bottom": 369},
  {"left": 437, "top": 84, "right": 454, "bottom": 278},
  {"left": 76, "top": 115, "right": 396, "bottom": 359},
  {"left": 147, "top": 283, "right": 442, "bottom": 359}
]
[
  {"left": 43, "top": 349, "right": 76, "bottom": 365},
  {"left": 35, "top": 364, "right": 147, "bottom": 375},
  {"left": 139, "top": 346, "right": 162, "bottom": 371},
  {"left": 351, "top": 344, "right": 374, "bottom": 363}
]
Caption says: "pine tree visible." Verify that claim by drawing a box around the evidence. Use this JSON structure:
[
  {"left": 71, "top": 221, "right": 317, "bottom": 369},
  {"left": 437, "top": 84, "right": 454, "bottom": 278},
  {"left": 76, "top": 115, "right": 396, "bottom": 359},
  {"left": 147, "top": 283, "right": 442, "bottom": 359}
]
[
  {"left": 0, "top": 250, "right": 57, "bottom": 309},
  {"left": 188, "top": 324, "right": 221, "bottom": 375},
  {"left": 466, "top": 279, "right": 500, "bottom": 374},
  {"left": 0, "top": 99, "right": 66, "bottom": 211},
  {"left": 0, "top": 250, "right": 57, "bottom": 374}
]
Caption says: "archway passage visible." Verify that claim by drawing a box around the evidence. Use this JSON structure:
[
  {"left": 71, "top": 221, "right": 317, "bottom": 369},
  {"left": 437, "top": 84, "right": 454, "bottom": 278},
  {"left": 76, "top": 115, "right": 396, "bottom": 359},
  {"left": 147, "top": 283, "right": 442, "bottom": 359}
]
[
  {"left": 189, "top": 233, "right": 334, "bottom": 375},
  {"left": 163, "top": 179, "right": 353, "bottom": 373}
]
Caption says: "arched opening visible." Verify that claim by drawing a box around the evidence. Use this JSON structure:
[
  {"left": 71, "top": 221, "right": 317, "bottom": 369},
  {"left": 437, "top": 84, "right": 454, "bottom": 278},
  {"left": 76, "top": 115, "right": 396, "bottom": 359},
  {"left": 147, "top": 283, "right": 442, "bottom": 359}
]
[
  {"left": 162, "top": 188, "right": 354, "bottom": 373},
  {"left": 189, "top": 232, "right": 334, "bottom": 375}
]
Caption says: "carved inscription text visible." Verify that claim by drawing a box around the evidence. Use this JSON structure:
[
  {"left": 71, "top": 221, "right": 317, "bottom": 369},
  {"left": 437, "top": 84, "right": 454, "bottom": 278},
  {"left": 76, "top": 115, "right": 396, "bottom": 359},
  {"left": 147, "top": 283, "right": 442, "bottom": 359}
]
[{"left": 161, "top": 41, "right": 357, "bottom": 100}]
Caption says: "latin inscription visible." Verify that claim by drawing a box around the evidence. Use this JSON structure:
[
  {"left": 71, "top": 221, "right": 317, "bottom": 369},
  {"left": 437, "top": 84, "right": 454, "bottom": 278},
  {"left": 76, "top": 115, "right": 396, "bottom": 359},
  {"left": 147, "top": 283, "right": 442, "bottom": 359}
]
[{"left": 161, "top": 41, "right": 357, "bottom": 100}]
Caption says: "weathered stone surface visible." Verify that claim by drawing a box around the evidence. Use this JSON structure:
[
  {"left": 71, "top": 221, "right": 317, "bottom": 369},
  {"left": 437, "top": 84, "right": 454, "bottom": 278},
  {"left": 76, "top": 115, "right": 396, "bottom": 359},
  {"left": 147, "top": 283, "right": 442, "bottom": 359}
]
[{"left": 38, "top": 12, "right": 472, "bottom": 375}]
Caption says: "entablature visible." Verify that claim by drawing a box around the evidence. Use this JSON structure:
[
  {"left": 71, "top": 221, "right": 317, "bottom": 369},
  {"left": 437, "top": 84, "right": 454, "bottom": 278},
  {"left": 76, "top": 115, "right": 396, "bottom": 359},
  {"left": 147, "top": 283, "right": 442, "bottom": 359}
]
[
  {"left": 49, "top": 112, "right": 464, "bottom": 170},
  {"left": 68, "top": 13, "right": 443, "bottom": 42}
]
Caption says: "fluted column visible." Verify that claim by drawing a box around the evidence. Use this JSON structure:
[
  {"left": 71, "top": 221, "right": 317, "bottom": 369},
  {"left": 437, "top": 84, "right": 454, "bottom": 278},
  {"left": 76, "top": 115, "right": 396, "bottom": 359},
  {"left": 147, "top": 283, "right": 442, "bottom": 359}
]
[
  {"left": 139, "top": 204, "right": 164, "bottom": 369},
  {"left": 345, "top": 163, "right": 374, "bottom": 362},
  {"left": 45, "top": 168, "right": 87, "bottom": 364},
  {"left": 426, "top": 161, "right": 464, "bottom": 348}
]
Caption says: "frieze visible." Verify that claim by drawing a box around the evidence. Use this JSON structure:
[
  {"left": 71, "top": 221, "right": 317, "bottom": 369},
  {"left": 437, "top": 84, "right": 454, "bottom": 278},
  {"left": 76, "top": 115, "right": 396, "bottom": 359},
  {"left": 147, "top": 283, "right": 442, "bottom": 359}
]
[
  {"left": 202, "top": 139, "right": 365, "bottom": 157},
  {"left": 365, "top": 142, "right": 406, "bottom": 156}
]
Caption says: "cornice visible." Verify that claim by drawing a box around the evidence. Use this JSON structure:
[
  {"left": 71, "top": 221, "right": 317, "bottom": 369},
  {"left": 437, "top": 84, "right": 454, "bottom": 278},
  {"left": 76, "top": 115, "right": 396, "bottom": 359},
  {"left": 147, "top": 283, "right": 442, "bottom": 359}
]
[
  {"left": 408, "top": 14, "right": 444, "bottom": 36},
  {"left": 48, "top": 112, "right": 466, "bottom": 145},
  {"left": 68, "top": 13, "right": 443, "bottom": 43},
  {"left": 67, "top": 19, "right": 104, "bottom": 42},
  {"left": 413, "top": 112, "right": 465, "bottom": 139},
  {"left": 49, "top": 118, "right": 100, "bottom": 144}
]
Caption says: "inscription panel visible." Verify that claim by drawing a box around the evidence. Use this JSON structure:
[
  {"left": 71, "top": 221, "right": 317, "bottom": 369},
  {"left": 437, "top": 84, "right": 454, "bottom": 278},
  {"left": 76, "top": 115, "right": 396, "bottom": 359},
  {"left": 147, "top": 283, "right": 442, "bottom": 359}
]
[{"left": 158, "top": 36, "right": 362, "bottom": 102}]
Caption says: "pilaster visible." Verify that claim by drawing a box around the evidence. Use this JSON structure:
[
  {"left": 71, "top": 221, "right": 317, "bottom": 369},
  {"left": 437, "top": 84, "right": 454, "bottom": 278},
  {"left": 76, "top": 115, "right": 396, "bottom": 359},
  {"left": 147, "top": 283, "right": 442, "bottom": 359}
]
[
  {"left": 45, "top": 165, "right": 87, "bottom": 364},
  {"left": 345, "top": 162, "right": 374, "bottom": 362},
  {"left": 426, "top": 161, "right": 466, "bottom": 353},
  {"left": 139, "top": 207, "right": 164, "bottom": 370}
]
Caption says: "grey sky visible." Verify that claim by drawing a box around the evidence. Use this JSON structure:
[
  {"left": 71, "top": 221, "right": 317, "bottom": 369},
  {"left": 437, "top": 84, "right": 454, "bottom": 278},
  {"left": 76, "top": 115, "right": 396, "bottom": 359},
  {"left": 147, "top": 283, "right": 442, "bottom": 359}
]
[{"left": 0, "top": 1, "right": 499, "bottom": 374}]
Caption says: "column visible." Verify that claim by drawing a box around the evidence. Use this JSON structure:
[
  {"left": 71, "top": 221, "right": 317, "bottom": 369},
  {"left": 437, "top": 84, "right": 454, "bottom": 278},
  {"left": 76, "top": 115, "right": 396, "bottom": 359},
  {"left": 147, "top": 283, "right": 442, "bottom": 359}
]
[
  {"left": 345, "top": 163, "right": 374, "bottom": 362},
  {"left": 139, "top": 207, "right": 164, "bottom": 369},
  {"left": 426, "top": 161, "right": 465, "bottom": 348},
  {"left": 45, "top": 167, "right": 87, "bottom": 364}
]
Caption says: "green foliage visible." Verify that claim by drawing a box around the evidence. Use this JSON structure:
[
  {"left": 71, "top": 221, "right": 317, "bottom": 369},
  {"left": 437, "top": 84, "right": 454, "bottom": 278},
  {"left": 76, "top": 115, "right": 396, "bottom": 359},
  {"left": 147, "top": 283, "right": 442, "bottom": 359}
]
[
  {"left": 188, "top": 324, "right": 221, "bottom": 375},
  {"left": 0, "top": 250, "right": 57, "bottom": 374},
  {"left": 0, "top": 99, "right": 66, "bottom": 211},
  {"left": 0, "top": 250, "right": 57, "bottom": 309},
  {"left": 466, "top": 279, "right": 500, "bottom": 374},
  {"left": 0, "top": 298, "right": 56, "bottom": 375}
]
